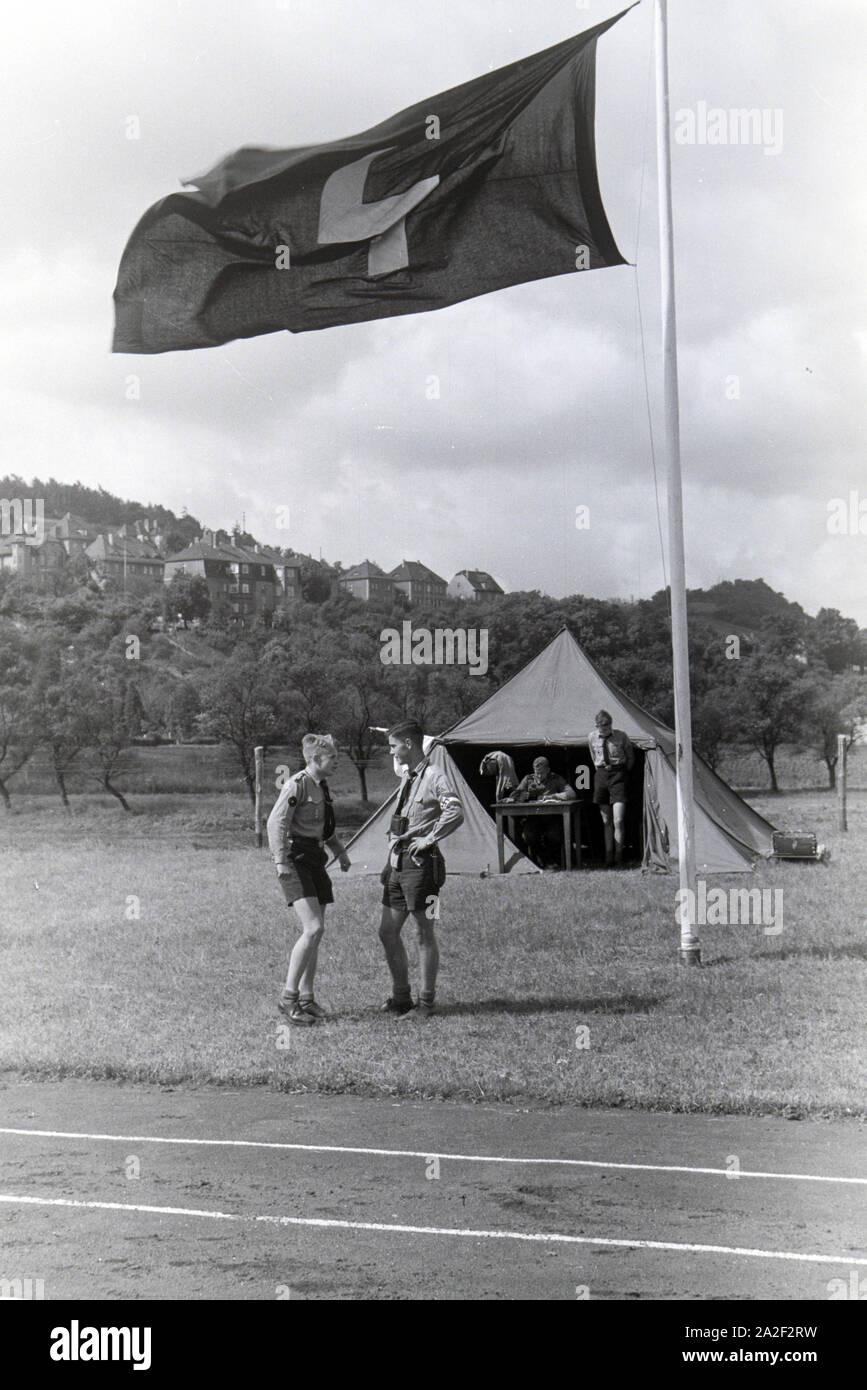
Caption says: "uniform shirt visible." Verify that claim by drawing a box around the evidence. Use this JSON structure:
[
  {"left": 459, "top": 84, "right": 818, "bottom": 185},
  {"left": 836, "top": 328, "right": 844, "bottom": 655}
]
[
  {"left": 267, "top": 770, "right": 329, "bottom": 869},
  {"left": 392, "top": 758, "right": 464, "bottom": 849},
  {"left": 511, "top": 771, "right": 572, "bottom": 802},
  {"left": 588, "top": 729, "right": 634, "bottom": 771},
  {"left": 480, "top": 750, "right": 518, "bottom": 799}
]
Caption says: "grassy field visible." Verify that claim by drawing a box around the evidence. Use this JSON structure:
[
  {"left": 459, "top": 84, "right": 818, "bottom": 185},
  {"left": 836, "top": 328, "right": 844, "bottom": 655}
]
[{"left": 1, "top": 784, "right": 864, "bottom": 1118}]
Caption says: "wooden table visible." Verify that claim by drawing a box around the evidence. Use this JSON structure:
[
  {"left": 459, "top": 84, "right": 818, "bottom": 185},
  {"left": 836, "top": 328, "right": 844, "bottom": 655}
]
[{"left": 493, "top": 800, "right": 582, "bottom": 874}]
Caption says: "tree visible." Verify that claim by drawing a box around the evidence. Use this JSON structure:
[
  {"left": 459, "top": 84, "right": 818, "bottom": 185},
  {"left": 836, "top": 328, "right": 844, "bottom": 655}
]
[
  {"left": 123, "top": 681, "right": 146, "bottom": 738},
  {"left": 31, "top": 639, "right": 92, "bottom": 809},
  {"left": 691, "top": 697, "right": 733, "bottom": 772},
  {"left": 382, "top": 662, "right": 432, "bottom": 728},
  {"left": 730, "top": 653, "right": 814, "bottom": 792},
  {"left": 196, "top": 649, "right": 297, "bottom": 801},
  {"left": 425, "top": 665, "right": 493, "bottom": 731},
  {"left": 165, "top": 572, "right": 211, "bottom": 628},
  {"left": 758, "top": 610, "right": 807, "bottom": 661},
  {"left": 807, "top": 608, "right": 863, "bottom": 674},
  {"left": 262, "top": 631, "right": 334, "bottom": 736},
  {"left": 329, "top": 637, "right": 400, "bottom": 801},
  {"left": 298, "top": 558, "right": 333, "bottom": 604},
  {"left": 81, "top": 665, "right": 135, "bottom": 812},
  {"left": 164, "top": 530, "right": 189, "bottom": 557},
  {"left": 166, "top": 681, "right": 200, "bottom": 743},
  {"left": 0, "top": 625, "right": 39, "bottom": 809},
  {"left": 804, "top": 673, "right": 867, "bottom": 788}
]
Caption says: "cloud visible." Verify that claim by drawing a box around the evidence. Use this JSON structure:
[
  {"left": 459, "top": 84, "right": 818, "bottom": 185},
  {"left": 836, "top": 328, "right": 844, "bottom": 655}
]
[{"left": 2, "top": 0, "right": 866, "bottom": 622}]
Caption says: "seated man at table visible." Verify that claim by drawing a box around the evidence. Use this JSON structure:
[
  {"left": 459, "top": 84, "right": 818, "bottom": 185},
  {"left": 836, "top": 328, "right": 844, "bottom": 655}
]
[{"left": 506, "top": 756, "right": 576, "bottom": 869}]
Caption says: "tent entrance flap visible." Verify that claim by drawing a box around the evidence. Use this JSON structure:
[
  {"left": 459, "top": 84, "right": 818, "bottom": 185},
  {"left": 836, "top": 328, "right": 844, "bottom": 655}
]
[{"left": 337, "top": 742, "right": 538, "bottom": 878}]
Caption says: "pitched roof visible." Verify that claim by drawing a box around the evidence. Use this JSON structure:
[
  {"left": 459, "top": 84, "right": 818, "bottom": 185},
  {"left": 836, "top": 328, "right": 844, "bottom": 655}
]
[
  {"left": 52, "top": 513, "right": 102, "bottom": 538},
  {"left": 455, "top": 569, "right": 504, "bottom": 593},
  {"left": 86, "top": 534, "right": 163, "bottom": 561},
  {"left": 229, "top": 544, "right": 277, "bottom": 567},
  {"left": 164, "top": 541, "right": 226, "bottom": 563},
  {"left": 255, "top": 546, "right": 302, "bottom": 568},
  {"left": 388, "top": 559, "right": 446, "bottom": 585},
  {"left": 341, "top": 560, "right": 388, "bottom": 581}
]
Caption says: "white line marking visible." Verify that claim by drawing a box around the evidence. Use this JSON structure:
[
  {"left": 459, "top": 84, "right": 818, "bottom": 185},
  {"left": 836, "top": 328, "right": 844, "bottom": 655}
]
[
  {"left": 1, "top": 1193, "right": 864, "bottom": 1267},
  {"left": 0, "top": 1126, "right": 862, "bottom": 1186}
]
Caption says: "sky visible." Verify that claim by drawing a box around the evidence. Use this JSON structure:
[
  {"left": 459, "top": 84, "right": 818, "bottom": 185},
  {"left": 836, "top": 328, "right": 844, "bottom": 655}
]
[{"left": 2, "top": 0, "right": 865, "bottom": 620}]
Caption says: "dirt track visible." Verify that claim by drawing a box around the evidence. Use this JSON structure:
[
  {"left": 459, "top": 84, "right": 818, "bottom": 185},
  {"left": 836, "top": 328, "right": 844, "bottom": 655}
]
[{"left": 0, "top": 1079, "right": 864, "bottom": 1301}]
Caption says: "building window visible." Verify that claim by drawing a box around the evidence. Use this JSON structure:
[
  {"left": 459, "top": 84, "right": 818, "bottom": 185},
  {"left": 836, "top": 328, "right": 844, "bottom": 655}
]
[{"left": 241, "top": 583, "right": 249, "bottom": 594}]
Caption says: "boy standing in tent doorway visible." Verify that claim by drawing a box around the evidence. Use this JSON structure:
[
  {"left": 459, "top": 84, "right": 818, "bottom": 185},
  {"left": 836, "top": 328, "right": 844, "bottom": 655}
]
[
  {"left": 378, "top": 721, "right": 464, "bottom": 1019},
  {"left": 588, "top": 710, "right": 635, "bottom": 867}
]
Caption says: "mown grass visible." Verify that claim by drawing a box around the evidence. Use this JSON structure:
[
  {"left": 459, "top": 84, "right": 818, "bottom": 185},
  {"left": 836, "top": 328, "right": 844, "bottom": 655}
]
[{"left": 1, "top": 788, "right": 864, "bottom": 1117}]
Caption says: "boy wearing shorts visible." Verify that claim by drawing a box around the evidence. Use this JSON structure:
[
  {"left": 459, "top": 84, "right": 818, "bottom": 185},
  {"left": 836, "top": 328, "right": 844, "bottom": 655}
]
[
  {"left": 267, "top": 733, "right": 351, "bottom": 1026},
  {"left": 378, "top": 721, "right": 464, "bottom": 1020},
  {"left": 587, "top": 709, "right": 635, "bottom": 867}
]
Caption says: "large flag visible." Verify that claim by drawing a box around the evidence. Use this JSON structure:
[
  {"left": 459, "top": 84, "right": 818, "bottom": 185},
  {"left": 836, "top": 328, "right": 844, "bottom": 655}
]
[{"left": 113, "top": 10, "right": 632, "bottom": 354}]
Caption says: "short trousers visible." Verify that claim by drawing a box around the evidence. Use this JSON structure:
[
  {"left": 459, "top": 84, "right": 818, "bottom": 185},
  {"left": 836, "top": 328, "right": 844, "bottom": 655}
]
[
  {"left": 593, "top": 767, "right": 628, "bottom": 806},
  {"left": 278, "top": 839, "right": 334, "bottom": 907},
  {"left": 381, "top": 849, "right": 445, "bottom": 912}
]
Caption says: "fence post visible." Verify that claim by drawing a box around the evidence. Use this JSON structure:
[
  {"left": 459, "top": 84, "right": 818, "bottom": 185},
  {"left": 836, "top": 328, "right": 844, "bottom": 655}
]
[
  {"left": 837, "top": 733, "right": 848, "bottom": 832},
  {"left": 254, "top": 745, "right": 265, "bottom": 847}
]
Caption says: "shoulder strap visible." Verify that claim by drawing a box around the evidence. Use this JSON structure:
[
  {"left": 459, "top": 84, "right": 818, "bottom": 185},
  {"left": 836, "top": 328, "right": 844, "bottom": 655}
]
[
  {"left": 396, "top": 758, "right": 427, "bottom": 813},
  {"left": 320, "top": 777, "right": 336, "bottom": 839}
]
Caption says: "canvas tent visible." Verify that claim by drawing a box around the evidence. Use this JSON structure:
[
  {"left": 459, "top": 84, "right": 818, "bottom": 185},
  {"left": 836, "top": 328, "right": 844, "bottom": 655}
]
[
  {"left": 339, "top": 740, "right": 538, "bottom": 878},
  {"left": 438, "top": 628, "right": 776, "bottom": 875}
]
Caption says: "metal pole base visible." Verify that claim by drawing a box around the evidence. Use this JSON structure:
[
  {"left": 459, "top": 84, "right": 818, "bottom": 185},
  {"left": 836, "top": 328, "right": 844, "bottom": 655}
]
[{"left": 678, "top": 948, "right": 702, "bottom": 967}]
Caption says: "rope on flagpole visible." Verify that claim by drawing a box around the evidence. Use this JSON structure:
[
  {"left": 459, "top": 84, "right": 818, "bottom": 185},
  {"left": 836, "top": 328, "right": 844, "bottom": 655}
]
[
  {"left": 632, "top": 6, "right": 668, "bottom": 592},
  {"left": 634, "top": 274, "right": 668, "bottom": 592}
]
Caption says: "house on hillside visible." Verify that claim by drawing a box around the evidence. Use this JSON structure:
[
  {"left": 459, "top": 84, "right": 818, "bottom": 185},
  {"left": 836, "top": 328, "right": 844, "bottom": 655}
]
[
  {"left": 86, "top": 531, "right": 165, "bottom": 590},
  {"left": 123, "top": 516, "right": 170, "bottom": 549},
  {"left": 255, "top": 546, "right": 303, "bottom": 607},
  {"left": 448, "top": 569, "right": 504, "bottom": 601},
  {"left": 0, "top": 528, "right": 67, "bottom": 582},
  {"left": 338, "top": 559, "right": 400, "bottom": 604},
  {"left": 49, "top": 512, "right": 102, "bottom": 559},
  {"left": 388, "top": 559, "right": 447, "bottom": 607},
  {"left": 163, "top": 531, "right": 277, "bottom": 626}
]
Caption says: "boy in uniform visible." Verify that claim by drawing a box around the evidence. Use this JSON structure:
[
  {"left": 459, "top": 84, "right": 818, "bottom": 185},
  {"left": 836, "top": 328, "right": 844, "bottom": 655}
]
[
  {"left": 587, "top": 709, "right": 635, "bottom": 866},
  {"left": 267, "top": 733, "right": 351, "bottom": 1025},
  {"left": 378, "top": 721, "right": 464, "bottom": 1019}
]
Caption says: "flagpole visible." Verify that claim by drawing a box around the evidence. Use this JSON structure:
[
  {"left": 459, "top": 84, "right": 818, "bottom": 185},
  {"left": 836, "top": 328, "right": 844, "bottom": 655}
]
[{"left": 654, "top": 0, "right": 700, "bottom": 965}]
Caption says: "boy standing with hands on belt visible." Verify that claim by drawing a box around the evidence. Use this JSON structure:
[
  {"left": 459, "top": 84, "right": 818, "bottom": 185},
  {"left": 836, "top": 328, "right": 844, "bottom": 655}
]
[{"left": 267, "top": 733, "right": 351, "bottom": 1026}]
